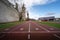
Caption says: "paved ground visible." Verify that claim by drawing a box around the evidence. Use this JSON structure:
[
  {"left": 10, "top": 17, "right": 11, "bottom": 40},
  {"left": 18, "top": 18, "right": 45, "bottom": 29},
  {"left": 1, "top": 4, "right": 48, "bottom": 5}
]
[{"left": 0, "top": 21, "right": 60, "bottom": 40}]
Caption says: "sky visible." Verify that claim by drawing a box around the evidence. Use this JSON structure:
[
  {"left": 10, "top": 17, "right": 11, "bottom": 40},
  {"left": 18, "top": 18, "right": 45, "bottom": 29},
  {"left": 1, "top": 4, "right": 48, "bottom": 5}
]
[{"left": 8, "top": 0, "right": 60, "bottom": 19}]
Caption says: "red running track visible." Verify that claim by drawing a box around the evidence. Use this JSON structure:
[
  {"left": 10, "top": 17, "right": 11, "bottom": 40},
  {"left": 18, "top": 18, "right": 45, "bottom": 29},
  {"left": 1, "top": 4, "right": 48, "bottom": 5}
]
[{"left": 0, "top": 21, "right": 60, "bottom": 40}]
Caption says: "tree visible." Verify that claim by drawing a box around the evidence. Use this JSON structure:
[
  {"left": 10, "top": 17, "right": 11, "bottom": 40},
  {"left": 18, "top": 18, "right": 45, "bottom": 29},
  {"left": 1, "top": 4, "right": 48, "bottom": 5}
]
[
  {"left": 22, "top": 4, "right": 26, "bottom": 12},
  {"left": 19, "top": 12, "right": 22, "bottom": 21},
  {"left": 27, "top": 11, "right": 29, "bottom": 20},
  {"left": 19, "top": 4, "right": 26, "bottom": 21},
  {"left": 15, "top": 3, "right": 18, "bottom": 11}
]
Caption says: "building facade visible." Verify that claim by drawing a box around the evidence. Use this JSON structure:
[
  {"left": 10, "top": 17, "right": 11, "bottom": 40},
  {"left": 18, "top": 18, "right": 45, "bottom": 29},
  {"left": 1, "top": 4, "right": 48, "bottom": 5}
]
[{"left": 38, "top": 16, "right": 55, "bottom": 21}]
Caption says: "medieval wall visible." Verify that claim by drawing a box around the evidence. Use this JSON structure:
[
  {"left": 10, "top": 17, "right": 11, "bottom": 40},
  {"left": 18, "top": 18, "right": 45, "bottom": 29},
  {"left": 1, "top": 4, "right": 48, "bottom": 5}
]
[{"left": 0, "top": 0, "right": 19, "bottom": 23}]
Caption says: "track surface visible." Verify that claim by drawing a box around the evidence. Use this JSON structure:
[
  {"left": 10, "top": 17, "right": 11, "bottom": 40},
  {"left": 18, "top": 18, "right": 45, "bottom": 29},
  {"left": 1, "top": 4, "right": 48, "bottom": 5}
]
[{"left": 0, "top": 21, "right": 60, "bottom": 40}]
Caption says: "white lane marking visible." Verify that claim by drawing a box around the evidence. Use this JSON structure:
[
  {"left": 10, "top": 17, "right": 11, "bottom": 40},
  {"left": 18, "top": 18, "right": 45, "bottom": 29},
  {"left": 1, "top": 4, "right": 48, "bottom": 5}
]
[
  {"left": 5, "top": 28, "right": 9, "bottom": 30},
  {"left": 20, "top": 28, "right": 24, "bottom": 31},
  {"left": 1, "top": 31, "right": 60, "bottom": 33},
  {"left": 49, "top": 28, "right": 54, "bottom": 30},
  {"left": 35, "top": 23, "right": 50, "bottom": 32},
  {"left": 9, "top": 22, "right": 28, "bottom": 32},
  {"left": 35, "top": 28, "right": 39, "bottom": 30},
  {"left": 28, "top": 23, "right": 30, "bottom": 32},
  {"left": 40, "top": 26, "right": 50, "bottom": 32},
  {"left": 28, "top": 34, "right": 30, "bottom": 39},
  {"left": 53, "top": 34, "right": 60, "bottom": 39}
]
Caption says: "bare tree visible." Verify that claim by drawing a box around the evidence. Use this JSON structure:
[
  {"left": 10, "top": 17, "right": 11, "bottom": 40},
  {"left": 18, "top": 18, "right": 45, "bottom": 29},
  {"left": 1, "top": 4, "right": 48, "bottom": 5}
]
[
  {"left": 19, "top": 4, "right": 26, "bottom": 21},
  {"left": 15, "top": 3, "right": 18, "bottom": 11}
]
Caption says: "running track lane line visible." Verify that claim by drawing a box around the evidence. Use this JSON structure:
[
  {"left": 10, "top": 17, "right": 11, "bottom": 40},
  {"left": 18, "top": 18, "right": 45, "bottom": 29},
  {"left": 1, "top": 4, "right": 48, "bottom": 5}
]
[
  {"left": 53, "top": 34, "right": 60, "bottom": 39},
  {"left": 34, "top": 23, "right": 50, "bottom": 32},
  {"left": 28, "top": 34, "right": 30, "bottom": 39},
  {"left": 33, "top": 22, "right": 60, "bottom": 39},
  {"left": 28, "top": 22, "right": 31, "bottom": 39},
  {"left": 7, "top": 22, "right": 29, "bottom": 33},
  {"left": 28, "top": 22, "right": 30, "bottom": 33}
]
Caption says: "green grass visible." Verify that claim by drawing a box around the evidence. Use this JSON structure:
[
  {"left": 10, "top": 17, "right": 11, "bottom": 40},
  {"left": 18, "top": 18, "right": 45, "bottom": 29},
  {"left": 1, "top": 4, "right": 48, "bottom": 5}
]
[
  {"left": 0, "top": 21, "right": 24, "bottom": 31},
  {"left": 39, "top": 21, "right": 60, "bottom": 28}
]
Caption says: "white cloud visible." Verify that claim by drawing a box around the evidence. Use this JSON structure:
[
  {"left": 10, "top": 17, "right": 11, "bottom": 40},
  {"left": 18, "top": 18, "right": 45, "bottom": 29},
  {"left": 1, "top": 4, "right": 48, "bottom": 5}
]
[
  {"left": 29, "top": 14, "right": 40, "bottom": 20},
  {"left": 23, "top": 0, "right": 56, "bottom": 19},
  {"left": 9, "top": 0, "right": 56, "bottom": 8},
  {"left": 29, "top": 11, "right": 41, "bottom": 20},
  {"left": 23, "top": 0, "right": 56, "bottom": 8},
  {"left": 8, "top": 0, "right": 57, "bottom": 19},
  {"left": 8, "top": 0, "right": 56, "bottom": 10},
  {"left": 46, "top": 13, "right": 56, "bottom": 15}
]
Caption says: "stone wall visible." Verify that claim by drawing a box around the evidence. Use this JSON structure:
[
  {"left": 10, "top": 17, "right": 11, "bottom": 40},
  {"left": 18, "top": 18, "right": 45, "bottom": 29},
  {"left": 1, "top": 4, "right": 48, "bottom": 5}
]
[{"left": 0, "top": 0, "right": 19, "bottom": 23}]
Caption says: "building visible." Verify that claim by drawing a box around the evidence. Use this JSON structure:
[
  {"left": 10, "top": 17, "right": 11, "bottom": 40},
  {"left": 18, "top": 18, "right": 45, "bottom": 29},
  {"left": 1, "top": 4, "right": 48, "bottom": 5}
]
[
  {"left": 0, "top": 0, "right": 19, "bottom": 23},
  {"left": 38, "top": 16, "right": 55, "bottom": 21},
  {"left": 55, "top": 18, "right": 60, "bottom": 22}
]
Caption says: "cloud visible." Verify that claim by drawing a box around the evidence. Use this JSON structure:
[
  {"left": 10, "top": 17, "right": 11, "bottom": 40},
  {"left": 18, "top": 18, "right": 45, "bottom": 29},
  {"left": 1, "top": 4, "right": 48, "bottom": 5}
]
[
  {"left": 23, "top": 0, "right": 56, "bottom": 8},
  {"left": 8, "top": 0, "right": 57, "bottom": 19},
  {"left": 29, "top": 14, "right": 40, "bottom": 20},
  {"left": 8, "top": 0, "right": 57, "bottom": 9},
  {"left": 46, "top": 13, "right": 56, "bottom": 15},
  {"left": 22, "top": 0, "right": 57, "bottom": 19},
  {"left": 29, "top": 11, "right": 42, "bottom": 19}
]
